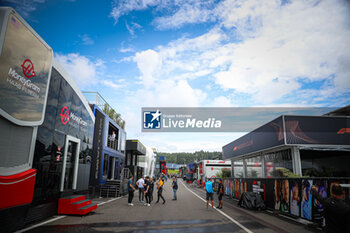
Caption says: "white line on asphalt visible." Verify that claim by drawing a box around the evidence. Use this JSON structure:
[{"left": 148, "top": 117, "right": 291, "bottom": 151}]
[
  {"left": 97, "top": 196, "right": 122, "bottom": 206},
  {"left": 15, "top": 216, "right": 67, "bottom": 233},
  {"left": 16, "top": 196, "right": 123, "bottom": 233},
  {"left": 180, "top": 180, "right": 253, "bottom": 233}
]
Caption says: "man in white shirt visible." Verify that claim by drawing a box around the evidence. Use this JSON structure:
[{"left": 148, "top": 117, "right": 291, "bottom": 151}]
[
  {"left": 109, "top": 131, "right": 116, "bottom": 149},
  {"left": 136, "top": 177, "right": 145, "bottom": 202}
]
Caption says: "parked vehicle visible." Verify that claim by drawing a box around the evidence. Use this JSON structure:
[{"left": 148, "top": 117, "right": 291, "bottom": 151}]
[{"left": 197, "top": 160, "right": 231, "bottom": 187}]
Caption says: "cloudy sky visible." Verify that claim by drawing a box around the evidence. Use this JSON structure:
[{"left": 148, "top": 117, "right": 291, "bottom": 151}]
[{"left": 3, "top": 0, "right": 350, "bottom": 152}]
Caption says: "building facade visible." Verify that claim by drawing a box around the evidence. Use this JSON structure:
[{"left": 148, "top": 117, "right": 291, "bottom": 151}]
[
  {"left": 223, "top": 115, "right": 350, "bottom": 179},
  {"left": 89, "top": 104, "right": 126, "bottom": 191},
  {"left": 0, "top": 8, "right": 95, "bottom": 231}
]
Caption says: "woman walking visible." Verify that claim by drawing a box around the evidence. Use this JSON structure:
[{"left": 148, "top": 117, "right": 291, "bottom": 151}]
[{"left": 156, "top": 177, "right": 166, "bottom": 204}]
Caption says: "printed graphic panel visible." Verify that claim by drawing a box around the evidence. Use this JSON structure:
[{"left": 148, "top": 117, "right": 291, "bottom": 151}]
[{"left": 0, "top": 12, "right": 52, "bottom": 125}]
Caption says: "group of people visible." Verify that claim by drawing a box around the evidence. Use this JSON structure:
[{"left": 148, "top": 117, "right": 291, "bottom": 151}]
[
  {"left": 205, "top": 178, "right": 225, "bottom": 209},
  {"left": 127, "top": 175, "right": 179, "bottom": 206}
]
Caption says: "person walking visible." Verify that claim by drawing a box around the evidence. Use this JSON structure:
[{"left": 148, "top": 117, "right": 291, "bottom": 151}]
[
  {"left": 127, "top": 176, "right": 136, "bottom": 206},
  {"left": 311, "top": 184, "right": 350, "bottom": 233},
  {"left": 216, "top": 179, "right": 224, "bottom": 209},
  {"left": 156, "top": 177, "right": 166, "bottom": 204},
  {"left": 205, "top": 178, "right": 215, "bottom": 209},
  {"left": 144, "top": 176, "right": 151, "bottom": 206},
  {"left": 149, "top": 177, "right": 155, "bottom": 203},
  {"left": 136, "top": 177, "right": 145, "bottom": 203},
  {"left": 172, "top": 177, "right": 178, "bottom": 200}
]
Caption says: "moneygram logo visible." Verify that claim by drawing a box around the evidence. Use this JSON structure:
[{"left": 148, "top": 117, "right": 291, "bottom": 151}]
[
  {"left": 59, "top": 106, "right": 88, "bottom": 127},
  {"left": 143, "top": 110, "right": 162, "bottom": 129},
  {"left": 60, "top": 106, "right": 70, "bottom": 125},
  {"left": 21, "top": 59, "right": 35, "bottom": 78}
]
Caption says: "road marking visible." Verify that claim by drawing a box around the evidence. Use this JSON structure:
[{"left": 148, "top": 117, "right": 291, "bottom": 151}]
[
  {"left": 180, "top": 180, "right": 253, "bottom": 233},
  {"left": 97, "top": 196, "right": 122, "bottom": 206},
  {"left": 15, "top": 216, "right": 67, "bottom": 233},
  {"left": 16, "top": 196, "right": 123, "bottom": 233}
]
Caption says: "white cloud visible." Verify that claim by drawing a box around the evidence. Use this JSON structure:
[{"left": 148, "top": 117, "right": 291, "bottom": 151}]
[
  {"left": 102, "top": 80, "right": 123, "bottom": 90},
  {"left": 153, "top": 1, "right": 216, "bottom": 30},
  {"left": 114, "top": 0, "right": 350, "bottom": 105},
  {"left": 112, "top": 56, "right": 134, "bottom": 64},
  {"left": 55, "top": 53, "right": 99, "bottom": 88},
  {"left": 133, "top": 49, "right": 161, "bottom": 88},
  {"left": 110, "top": 0, "right": 161, "bottom": 23},
  {"left": 4, "top": 0, "right": 45, "bottom": 17},
  {"left": 125, "top": 21, "right": 143, "bottom": 37},
  {"left": 139, "top": 134, "right": 230, "bottom": 152},
  {"left": 129, "top": 79, "right": 207, "bottom": 107},
  {"left": 212, "top": 0, "right": 350, "bottom": 103},
  {"left": 117, "top": 79, "right": 207, "bottom": 140},
  {"left": 108, "top": 0, "right": 350, "bottom": 152},
  {"left": 110, "top": 0, "right": 218, "bottom": 29},
  {"left": 119, "top": 47, "right": 134, "bottom": 53},
  {"left": 208, "top": 96, "right": 235, "bottom": 107},
  {"left": 79, "top": 34, "right": 94, "bottom": 45},
  {"left": 55, "top": 53, "right": 127, "bottom": 95}
]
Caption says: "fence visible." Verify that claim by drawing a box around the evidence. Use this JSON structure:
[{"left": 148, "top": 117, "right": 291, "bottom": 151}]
[{"left": 210, "top": 177, "right": 350, "bottom": 226}]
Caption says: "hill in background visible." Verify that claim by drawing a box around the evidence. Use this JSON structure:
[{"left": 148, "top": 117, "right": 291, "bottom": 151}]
[{"left": 159, "top": 150, "right": 222, "bottom": 164}]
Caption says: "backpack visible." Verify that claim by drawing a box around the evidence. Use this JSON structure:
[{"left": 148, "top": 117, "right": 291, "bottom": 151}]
[{"left": 173, "top": 181, "right": 178, "bottom": 189}]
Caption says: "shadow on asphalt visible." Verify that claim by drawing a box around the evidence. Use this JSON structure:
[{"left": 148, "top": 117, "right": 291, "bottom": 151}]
[{"left": 25, "top": 219, "right": 243, "bottom": 233}]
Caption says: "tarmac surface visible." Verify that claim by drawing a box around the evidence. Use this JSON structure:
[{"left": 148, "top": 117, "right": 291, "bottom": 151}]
[{"left": 21, "top": 179, "right": 323, "bottom": 233}]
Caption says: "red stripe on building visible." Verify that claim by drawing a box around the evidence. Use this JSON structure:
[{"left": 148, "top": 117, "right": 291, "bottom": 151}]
[{"left": 0, "top": 169, "right": 36, "bottom": 210}]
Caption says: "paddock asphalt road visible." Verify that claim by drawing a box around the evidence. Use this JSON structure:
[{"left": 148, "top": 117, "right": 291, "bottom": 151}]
[{"left": 21, "top": 179, "right": 321, "bottom": 233}]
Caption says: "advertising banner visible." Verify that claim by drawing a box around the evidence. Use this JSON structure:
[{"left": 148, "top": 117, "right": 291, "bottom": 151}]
[
  {"left": 222, "top": 178, "right": 350, "bottom": 224},
  {"left": 0, "top": 10, "right": 52, "bottom": 125},
  {"left": 223, "top": 116, "right": 285, "bottom": 159},
  {"left": 90, "top": 110, "right": 104, "bottom": 186},
  {"left": 223, "top": 115, "right": 350, "bottom": 160},
  {"left": 290, "top": 179, "right": 301, "bottom": 217},
  {"left": 312, "top": 180, "right": 327, "bottom": 226},
  {"left": 285, "top": 116, "right": 350, "bottom": 145},
  {"left": 301, "top": 179, "right": 313, "bottom": 220}
]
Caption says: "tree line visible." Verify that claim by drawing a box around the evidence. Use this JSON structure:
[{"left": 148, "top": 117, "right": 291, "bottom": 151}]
[{"left": 159, "top": 150, "right": 222, "bottom": 164}]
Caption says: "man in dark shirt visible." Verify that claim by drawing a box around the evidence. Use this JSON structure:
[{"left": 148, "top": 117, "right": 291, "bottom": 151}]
[
  {"left": 128, "top": 176, "right": 136, "bottom": 206},
  {"left": 217, "top": 179, "right": 224, "bottom": 209},
  {"left": 311, "top": 184, "right": 350, "bottom": 233},
  {"left": 149, "top": 177, "right": 155, "bottom": 203},
  {"left": 172, "top": 177, "right": 178, "bottom": 200},
  {"left": 144, "top": 176, "right": 151, "bottom": 206}
]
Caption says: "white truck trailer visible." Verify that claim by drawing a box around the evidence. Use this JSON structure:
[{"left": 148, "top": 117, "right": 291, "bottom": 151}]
[{"left": 197, "top": 160, "right": 231, "bottom": 187}]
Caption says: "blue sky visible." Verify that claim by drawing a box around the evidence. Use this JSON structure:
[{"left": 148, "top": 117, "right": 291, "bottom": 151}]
[{"left": 2, "top": 0, "right": 350, "bottom": 152}]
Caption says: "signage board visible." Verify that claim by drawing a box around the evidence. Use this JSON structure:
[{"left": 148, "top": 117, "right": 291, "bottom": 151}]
[{"left": 0, "top": 8, "right": 53, "bottom": 126}]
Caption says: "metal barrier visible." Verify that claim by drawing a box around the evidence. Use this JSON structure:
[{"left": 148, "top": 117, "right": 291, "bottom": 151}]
[
  {"left": 107, "top": 138, "right": 118, "bottom": 150},
  {"left": 209, "top": 177, "right": 350, "bottom": 225}
]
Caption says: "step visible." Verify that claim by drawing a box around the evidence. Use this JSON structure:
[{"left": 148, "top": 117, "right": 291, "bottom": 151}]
[
  {"left": 59, "top": 195, "right": 85, "bottom": 204},
  {"left": 58, "top": 197, "right": 96, "bottom": 215},
  {"left": 58, "top": 195, "right": 87, "bottom": 215},
  {"left": 72, "top": 199, "right": 92, "bottom": 209},
  {"left": 77, "top": 203, "right": 97, "bottom": 215}
]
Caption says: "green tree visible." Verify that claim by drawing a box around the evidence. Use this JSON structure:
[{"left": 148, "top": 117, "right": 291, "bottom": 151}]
[
  {"left": 159, "top": 151, "right": 222, "bottom": 164},
  {"left": 105, "top": 107, "right": 125, "bottom": 129},
  {"left": 216, "top": 169, "right": 231, "bottom": 178}
]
